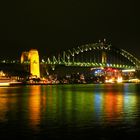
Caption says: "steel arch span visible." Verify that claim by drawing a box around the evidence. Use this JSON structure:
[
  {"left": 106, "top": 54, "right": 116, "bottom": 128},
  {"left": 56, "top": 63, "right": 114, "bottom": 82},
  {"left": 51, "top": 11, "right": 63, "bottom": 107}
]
[{"left": 44, "top": 41, "right": 140, "bottom": 69}]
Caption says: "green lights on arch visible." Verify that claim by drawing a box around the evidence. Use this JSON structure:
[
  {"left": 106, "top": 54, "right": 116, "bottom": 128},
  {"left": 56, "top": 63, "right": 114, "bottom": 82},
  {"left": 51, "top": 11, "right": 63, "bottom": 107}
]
[{"left": 42, "top": 41, "right": 140, "bottom": 69}]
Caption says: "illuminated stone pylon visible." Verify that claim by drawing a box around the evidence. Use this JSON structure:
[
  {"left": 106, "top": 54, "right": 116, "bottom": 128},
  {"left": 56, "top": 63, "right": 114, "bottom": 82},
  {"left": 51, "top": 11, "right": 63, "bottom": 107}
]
[
  {"left": 21, "top": 49, "right": 40, "bottom": 78},
  {"left": 21, "top": 51, "right": 29, "bottom": 63},
  {"left": 28, "top": 49, "right": 40, "bottom": 78}
]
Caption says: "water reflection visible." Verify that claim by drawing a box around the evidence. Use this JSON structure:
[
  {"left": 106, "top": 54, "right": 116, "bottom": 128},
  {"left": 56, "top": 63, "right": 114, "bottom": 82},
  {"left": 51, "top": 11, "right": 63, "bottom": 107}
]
[
  {"left": 0, "top": 87, "right": 19, "bottom": 122},
  {"left": 0, "top": 84, "right": 140, "bottom": 138},
  {"left": 104, "top": 92, "right": 123, "bottom": 122},
  {"left": 0, "top": 88, "right": 8, "bottom": 122},
  {"left": 28, "top": 86, "right": 41, "bottom": 130}
]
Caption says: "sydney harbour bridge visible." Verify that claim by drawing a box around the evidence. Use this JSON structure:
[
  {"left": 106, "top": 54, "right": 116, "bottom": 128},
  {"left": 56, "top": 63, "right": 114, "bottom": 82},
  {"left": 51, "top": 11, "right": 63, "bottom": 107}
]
[
  {"left": 38, "top": 40, "right": 140, "bottom": 83},
  {"left": 44, "top": 41, "right": 140, "bottom": 70},
  {"left": 1, "top": 40, "right": 140, "bottom": 83}
]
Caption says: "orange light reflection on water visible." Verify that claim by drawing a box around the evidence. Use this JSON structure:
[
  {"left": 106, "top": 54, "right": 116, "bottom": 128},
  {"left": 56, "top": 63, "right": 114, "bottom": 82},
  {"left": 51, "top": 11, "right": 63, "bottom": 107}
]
[
  {"left": 0, "top": 87, "right": 18, "bottom": 122},
  {"left": 28, "top": 86, "right": 46, "bottom": 130},
  {"left": 104, "top": 92, "right": 123, "bottom": 121}
]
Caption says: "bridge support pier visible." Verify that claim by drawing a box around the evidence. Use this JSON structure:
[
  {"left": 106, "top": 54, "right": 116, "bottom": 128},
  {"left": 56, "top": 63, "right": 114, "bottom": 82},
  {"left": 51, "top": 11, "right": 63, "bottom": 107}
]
[{"left": 102, "top": 51, "right": 107, "bottom": 64}]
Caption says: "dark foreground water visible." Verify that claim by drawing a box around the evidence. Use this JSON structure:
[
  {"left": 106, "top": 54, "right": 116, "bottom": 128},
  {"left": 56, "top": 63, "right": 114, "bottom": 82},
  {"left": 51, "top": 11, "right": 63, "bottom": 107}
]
[{"left": 1, "top": 84, "right": 140, "bottom": 139}]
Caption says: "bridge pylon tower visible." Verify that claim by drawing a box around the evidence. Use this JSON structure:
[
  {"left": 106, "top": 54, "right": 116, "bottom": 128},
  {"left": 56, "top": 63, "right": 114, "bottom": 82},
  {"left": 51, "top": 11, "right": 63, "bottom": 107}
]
[
  {"left": 21, "top": 49, "right": 40, "bottom": 78},
  {"left": 102, "top": 51, "right": 107, "bottom": 64}
]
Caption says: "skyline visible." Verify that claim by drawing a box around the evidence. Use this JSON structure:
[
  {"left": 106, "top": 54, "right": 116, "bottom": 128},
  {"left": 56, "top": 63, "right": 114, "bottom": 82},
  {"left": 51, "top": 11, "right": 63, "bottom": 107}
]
[{"left": 0, "top": 0, "right": 140, "bottom": 59}]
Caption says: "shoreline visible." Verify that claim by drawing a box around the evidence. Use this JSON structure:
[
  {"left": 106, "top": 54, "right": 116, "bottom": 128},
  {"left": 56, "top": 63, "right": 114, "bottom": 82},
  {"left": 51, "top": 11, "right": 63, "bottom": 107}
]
[{"left": 8, "top": 81, "right": 140, "bottom": 86}]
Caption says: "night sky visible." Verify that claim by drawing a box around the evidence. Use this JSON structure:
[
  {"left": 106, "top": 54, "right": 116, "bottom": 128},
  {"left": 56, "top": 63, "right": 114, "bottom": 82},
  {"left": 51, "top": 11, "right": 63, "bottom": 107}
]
[{"left": 0, "top": 0, "right": 140, "bottom": 60}]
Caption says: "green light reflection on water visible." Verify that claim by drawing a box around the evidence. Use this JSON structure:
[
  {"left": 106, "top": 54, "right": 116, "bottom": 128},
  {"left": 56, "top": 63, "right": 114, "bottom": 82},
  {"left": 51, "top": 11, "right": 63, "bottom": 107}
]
[{"left": 0, "top": 83, "right": 140, "bottom": 134}]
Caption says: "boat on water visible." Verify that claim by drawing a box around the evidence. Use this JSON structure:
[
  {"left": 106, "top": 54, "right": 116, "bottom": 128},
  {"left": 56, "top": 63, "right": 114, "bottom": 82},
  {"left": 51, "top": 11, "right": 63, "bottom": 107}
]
[
  {"left": 0, "top": 70, "right": 22, "bottom": 86},
  {"left": 0, "top": 77, "right": 22, "bottom": 87},
  {"left": 0, "top": 77, "right": 11, "bottom": 86},
  {"left": 0, "top": 82, "right": 10, "bottom": 86}
]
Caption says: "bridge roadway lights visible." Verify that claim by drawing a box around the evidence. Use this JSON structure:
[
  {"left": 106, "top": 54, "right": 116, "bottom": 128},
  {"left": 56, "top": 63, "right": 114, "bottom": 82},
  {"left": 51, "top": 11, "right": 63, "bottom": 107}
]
[{"left": 45, "top": 62, "right": 135, "bottom": 69}]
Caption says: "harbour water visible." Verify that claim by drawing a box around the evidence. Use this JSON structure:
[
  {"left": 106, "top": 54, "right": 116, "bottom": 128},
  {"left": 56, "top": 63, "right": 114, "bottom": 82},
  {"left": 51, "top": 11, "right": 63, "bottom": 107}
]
[{"left": 0, "top": 83, "right": 140, "bottom": 139}]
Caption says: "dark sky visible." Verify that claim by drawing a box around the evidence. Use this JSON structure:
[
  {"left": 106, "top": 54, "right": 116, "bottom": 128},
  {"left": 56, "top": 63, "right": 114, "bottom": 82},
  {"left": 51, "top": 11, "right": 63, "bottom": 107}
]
[{"left": 0, "top": 0, "right": 140, "bottom": 60}]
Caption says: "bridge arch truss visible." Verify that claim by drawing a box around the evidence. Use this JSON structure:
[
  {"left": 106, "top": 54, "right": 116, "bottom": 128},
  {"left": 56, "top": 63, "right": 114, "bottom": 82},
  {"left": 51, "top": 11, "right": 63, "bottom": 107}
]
[{"left": 43, "top": 42, "right": 140, "bottom": 69}]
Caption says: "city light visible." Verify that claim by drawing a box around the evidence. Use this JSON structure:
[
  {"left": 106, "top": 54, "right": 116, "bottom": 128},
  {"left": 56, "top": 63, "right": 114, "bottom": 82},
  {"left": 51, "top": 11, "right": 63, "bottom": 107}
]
[
  {"left": 117, "top": 77, "right": 122, "bottom": 83},
  {"left": 122, "top": 69, "right": 135, "bottom": 72}
]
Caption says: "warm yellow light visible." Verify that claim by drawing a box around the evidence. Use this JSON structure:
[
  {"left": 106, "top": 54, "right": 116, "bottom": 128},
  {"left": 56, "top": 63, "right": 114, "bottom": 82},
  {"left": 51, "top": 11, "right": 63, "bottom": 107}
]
[
  {"left": 105, "top": 78, "right": 113, "bottom": 83},
  {"left": 122, "top": 69, "right": 135, "bottom": 72},
  {"left": 20, "top": 52, "right": 29, "bottom": 63},
  {"left": 0, "top": 83, "right": 10, "bottom": 86},
  {"left": 117, "top": 77, "right": 122, "bottom": 83},
  {"left": 20, "top": 49, "right": 40, "bottom": 78},
  {"left": 0, "top": 71, "right": 6, "bottom": 76},
  {"left": 28, "top": 49, "right": 40, "bottom": 78}
]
